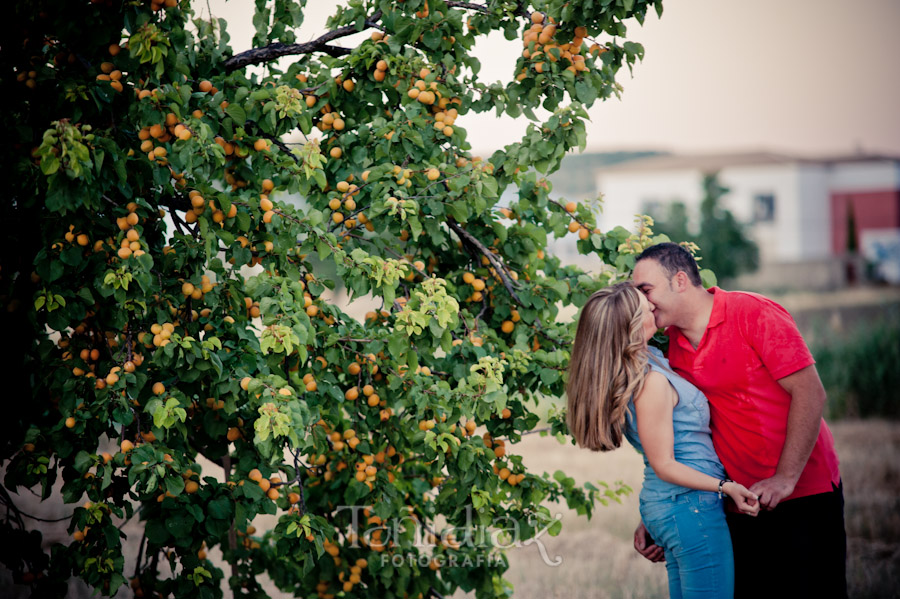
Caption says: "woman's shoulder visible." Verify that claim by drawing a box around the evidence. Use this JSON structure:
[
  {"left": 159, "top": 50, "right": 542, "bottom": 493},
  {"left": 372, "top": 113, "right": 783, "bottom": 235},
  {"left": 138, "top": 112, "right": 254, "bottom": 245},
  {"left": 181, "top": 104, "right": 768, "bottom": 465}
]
[{"left": 634, "top": 370, "right": 673, "bottom": 405}]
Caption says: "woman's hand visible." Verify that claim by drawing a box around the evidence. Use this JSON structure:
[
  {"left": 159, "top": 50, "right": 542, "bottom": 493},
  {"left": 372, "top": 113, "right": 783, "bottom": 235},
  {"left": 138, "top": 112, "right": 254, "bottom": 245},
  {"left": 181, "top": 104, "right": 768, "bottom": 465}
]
[{"left": 725, "top": 481, "right": 760, "bottom": 516}]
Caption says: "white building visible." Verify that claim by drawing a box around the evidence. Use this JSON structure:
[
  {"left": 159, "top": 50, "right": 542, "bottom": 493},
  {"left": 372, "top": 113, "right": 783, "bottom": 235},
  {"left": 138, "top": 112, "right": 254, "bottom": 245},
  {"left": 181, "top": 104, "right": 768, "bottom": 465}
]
[{"left": 592, "top": 152, "right": 900, "bottom": 288}]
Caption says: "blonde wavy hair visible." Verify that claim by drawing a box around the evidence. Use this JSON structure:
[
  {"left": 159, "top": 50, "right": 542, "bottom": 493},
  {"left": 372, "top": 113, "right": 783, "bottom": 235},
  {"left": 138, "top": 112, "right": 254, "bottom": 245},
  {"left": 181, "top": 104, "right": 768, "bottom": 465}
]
[{"left": 566, "top": 282, "right": 650, "bottom": 451}]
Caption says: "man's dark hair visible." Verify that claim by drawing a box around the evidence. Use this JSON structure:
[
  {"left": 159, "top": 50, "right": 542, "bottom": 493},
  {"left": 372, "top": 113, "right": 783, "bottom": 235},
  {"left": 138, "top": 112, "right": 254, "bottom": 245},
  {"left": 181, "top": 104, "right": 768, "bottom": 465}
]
[{"left": 635, "top": 242, "right": 703, "bottom": 287}]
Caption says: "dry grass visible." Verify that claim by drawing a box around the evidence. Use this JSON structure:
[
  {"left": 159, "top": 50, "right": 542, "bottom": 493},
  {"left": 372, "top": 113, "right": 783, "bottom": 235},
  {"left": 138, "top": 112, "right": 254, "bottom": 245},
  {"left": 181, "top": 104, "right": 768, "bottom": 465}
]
[
  {"left": 833, "top": 420, "right": 900, "bottom": 598},
  {"left": 474, "top": 419, "right": 900, "bottom": 599}
]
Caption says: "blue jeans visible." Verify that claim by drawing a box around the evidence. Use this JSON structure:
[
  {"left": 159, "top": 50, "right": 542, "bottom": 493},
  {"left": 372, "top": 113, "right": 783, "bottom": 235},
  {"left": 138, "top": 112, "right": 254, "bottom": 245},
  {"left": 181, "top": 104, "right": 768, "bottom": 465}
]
[{"left": 640, "top": 491, "right": 734, "bottom": 599}]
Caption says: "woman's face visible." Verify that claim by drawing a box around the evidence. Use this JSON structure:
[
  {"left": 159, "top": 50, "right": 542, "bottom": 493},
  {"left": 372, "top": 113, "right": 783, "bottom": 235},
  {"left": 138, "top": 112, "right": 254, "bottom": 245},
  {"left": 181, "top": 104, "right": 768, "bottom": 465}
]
[{"left": 638, "top": 291, "right": 658, "bottom": 343}]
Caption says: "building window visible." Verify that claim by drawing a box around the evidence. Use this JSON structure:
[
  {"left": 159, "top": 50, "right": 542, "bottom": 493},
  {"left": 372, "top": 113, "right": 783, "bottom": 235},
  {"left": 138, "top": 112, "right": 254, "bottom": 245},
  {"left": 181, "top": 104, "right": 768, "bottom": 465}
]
[{"left": 753, "top": 193, "right": 775, "bottom": 222}]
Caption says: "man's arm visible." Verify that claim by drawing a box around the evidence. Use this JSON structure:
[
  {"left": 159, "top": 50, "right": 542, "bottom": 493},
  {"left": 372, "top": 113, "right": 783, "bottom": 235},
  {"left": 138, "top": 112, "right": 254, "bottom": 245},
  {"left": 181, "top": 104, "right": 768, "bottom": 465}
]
[{"left": 749, "top": 364, "right": 825, "bottom": 509}]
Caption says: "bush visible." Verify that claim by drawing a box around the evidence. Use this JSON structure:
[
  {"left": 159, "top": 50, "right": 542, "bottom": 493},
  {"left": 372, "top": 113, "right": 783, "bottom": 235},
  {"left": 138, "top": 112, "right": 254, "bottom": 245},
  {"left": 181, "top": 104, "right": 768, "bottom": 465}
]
[{"left": 813, "top": 316, "right": 900, "bottom": 419}]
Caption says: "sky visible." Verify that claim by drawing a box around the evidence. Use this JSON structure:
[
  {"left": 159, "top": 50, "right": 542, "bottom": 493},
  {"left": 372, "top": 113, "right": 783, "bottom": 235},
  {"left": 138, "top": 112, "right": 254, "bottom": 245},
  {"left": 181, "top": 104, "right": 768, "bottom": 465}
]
[{"left": 204, "top": 0, "right": 900, "bottom": 158}]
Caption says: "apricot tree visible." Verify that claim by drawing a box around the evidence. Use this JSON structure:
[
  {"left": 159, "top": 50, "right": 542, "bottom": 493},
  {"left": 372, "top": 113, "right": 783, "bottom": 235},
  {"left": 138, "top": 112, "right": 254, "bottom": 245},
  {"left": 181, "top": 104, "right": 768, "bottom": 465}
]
[{"left": 1, "top": 0, "right": 665, "bottom": 597}]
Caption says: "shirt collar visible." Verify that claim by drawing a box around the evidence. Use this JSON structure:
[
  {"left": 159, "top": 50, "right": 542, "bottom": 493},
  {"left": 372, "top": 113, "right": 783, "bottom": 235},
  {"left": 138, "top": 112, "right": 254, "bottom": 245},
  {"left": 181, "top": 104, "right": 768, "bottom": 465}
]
[{"left": 707, "top": 286, "right": 726, "bottom": 329}]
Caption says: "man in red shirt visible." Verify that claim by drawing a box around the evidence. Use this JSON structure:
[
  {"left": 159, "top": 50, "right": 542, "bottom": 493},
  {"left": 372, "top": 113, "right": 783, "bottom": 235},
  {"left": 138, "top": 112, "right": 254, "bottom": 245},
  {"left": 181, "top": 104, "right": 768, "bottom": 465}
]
[{"left": 630, "top": 242, "right": 846, "bottom": 598}]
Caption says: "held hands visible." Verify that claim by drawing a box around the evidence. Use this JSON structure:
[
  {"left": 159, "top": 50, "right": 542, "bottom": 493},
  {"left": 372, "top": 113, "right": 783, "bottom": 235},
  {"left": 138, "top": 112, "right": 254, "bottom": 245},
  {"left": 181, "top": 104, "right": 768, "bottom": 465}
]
[
  {"left": 749, "top": 473, "right": 797, "bottom": 510},
  {"left": 723, "top": 481, "right": 760, "bottom": 516}
]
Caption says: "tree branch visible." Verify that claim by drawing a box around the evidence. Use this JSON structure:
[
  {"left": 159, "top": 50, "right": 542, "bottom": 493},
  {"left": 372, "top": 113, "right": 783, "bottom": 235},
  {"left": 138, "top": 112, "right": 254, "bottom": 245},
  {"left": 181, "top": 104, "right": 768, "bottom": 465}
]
[
  {"left": 446, "top": 1, "right": 531, "bottom": 18},
  {"left": 0, "top": 486, "right": 30, "bottom": 529},
  {"left": 445, "top": 1, "right": 489, "bottom": 12},
  {"left": 446, "top": 0, "right": 531, "bottom": 19},
  {"left": 222, "top": 455, "right": 239, "bottom": 584},
  {"left": 290, "top": 449, "right": 308, "bottom": 517},
  {"left": 224, "top": 11, "right": 383, "bottom": 72},
  {"left": 446, "top": 217, "right": 523, "bottom": 305},
  {"left": 132, "top": 530, "right": 147, "bottom": 581},
  {"left": 246, "top": 119, "right": 302, "bottom": 164}
]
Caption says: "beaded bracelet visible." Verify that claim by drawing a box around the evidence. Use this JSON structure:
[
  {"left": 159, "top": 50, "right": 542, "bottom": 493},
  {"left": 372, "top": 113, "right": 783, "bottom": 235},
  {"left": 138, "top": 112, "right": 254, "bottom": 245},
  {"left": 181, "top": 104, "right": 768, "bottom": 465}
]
[{"left": 718, "top": 479, "right": 733, "bottom": 499}]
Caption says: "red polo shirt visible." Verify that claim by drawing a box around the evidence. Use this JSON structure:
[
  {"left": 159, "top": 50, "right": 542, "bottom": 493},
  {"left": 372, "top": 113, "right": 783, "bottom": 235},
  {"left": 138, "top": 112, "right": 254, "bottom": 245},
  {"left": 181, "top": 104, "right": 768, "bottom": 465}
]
[{"left": 666, "top": 287, "right": 841, "bottom": 501}]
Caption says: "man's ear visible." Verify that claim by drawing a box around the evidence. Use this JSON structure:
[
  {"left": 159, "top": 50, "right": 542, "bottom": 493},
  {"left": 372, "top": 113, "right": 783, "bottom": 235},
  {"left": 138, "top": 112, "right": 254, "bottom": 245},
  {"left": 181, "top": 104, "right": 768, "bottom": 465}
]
[{"left": 671, "top": 271, "right": 690, "bottom": 292}]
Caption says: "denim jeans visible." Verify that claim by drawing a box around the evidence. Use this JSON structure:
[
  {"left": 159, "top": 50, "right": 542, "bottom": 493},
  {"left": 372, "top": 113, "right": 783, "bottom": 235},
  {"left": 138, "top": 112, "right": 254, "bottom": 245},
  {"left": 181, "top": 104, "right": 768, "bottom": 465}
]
[{"left": 640, "top": 491, "right": 734, "bottom": 599}]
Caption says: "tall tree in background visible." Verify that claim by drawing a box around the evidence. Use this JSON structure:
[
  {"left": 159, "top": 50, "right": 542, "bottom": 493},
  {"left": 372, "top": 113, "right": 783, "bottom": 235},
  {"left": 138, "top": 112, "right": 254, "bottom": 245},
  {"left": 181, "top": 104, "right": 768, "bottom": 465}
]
[
  {"left": 651, "top": 173, "right": 758, "bottom": 281},
  {"left": 696, "top": 174, "right": 759, "bottom": 281}
]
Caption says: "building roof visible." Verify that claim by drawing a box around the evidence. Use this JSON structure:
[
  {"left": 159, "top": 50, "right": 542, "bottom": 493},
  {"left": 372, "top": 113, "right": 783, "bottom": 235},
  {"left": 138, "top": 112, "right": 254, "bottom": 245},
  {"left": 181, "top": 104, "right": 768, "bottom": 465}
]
[{"left": 596, "top": 150, "right": 900, "bottom": 175}]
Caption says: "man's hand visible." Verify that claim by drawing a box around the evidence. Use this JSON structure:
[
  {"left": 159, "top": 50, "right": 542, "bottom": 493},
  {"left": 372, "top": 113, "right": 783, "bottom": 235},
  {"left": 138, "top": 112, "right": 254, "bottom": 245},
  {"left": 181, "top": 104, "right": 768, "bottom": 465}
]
[
  {"left": 751, "top": 364, "right": 826, "bottom": 510},
  {"left": 633, "top": 521, "right": 665, "bottom": 562},
  {"left": 724, "top": 481, "right": 761, "bottom": 516},
  {"left": 749, "top": 473, "right": 797, "bottom": 510}
]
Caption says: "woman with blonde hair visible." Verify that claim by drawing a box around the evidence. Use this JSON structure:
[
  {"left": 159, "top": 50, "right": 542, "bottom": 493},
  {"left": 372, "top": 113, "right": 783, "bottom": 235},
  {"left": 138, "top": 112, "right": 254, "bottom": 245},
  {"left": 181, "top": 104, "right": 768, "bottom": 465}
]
[{"left": 567, "top": 282, "right": 759, "bottom": 599}]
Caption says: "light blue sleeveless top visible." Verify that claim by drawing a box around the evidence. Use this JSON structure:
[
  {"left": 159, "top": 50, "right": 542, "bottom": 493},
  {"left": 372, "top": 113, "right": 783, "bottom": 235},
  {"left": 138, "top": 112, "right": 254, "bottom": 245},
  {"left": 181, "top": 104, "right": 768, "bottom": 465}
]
[{"left": 624, "top": 346, "right": 725, "bottom": 502}]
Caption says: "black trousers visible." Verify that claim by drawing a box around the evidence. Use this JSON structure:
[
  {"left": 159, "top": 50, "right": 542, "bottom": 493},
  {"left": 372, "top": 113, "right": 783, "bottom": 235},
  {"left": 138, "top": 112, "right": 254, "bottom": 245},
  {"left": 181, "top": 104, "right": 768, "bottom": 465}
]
[{"left": 726, "top": 481, "right": 847, "bottom": 599}]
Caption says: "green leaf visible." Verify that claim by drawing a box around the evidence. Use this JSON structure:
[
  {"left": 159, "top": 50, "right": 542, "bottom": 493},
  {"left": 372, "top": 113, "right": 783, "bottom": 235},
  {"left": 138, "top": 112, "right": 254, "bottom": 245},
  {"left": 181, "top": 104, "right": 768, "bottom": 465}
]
[
  {"left": 217, "top": 194, "right": 232, "bottom": 216},
  {"left": 700, "top": 268, "right": 718, "bottom": 289},
  {"left": 73, "top": 451, "right": 92, "bottom": 474},
  {"left": 540, "top": 368, "right": 559, "bottom": 385},
  {"left": 225, "top": 104, "right": 247, "bottom": 125},
  {"left": 208, "top": 497, "right": 232, "bottom": 520},
  {"left": 575, "top": 80, "right": 598, "bottom": 104},
  {"left": 166, "top": 475, "right": 185, "bottom": 496},
  {"left": 41, "top": 157, "right": 60, "bottom": 175},
  {"left": 387, "top": 331, "right": 407, "bottom": 357},
  {"left": 312, "top": 169, "right": 327, "bottom": 190},
  {"left": 145, "top": 519, "right": 170, "bottom": 545},
  {"left": 548, "top": 517, "right": 563, "bottom": 537}
]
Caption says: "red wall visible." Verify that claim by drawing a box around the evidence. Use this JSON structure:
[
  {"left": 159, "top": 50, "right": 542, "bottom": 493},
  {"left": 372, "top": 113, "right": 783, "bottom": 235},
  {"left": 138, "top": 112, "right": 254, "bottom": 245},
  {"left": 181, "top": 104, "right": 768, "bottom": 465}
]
[{"left": 830, "top": 190, "right": 900, "bottom": 254}]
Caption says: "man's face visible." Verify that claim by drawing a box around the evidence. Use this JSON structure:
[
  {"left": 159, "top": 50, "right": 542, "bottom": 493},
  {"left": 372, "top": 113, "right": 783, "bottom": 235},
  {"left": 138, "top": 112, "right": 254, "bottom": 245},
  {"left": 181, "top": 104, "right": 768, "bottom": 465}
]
[
  {"left": 637, "top": 291, "right": 659, "bottom": 342},
  {"left": 632, "top": 259, "right": 678, "bottom": 329}
]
